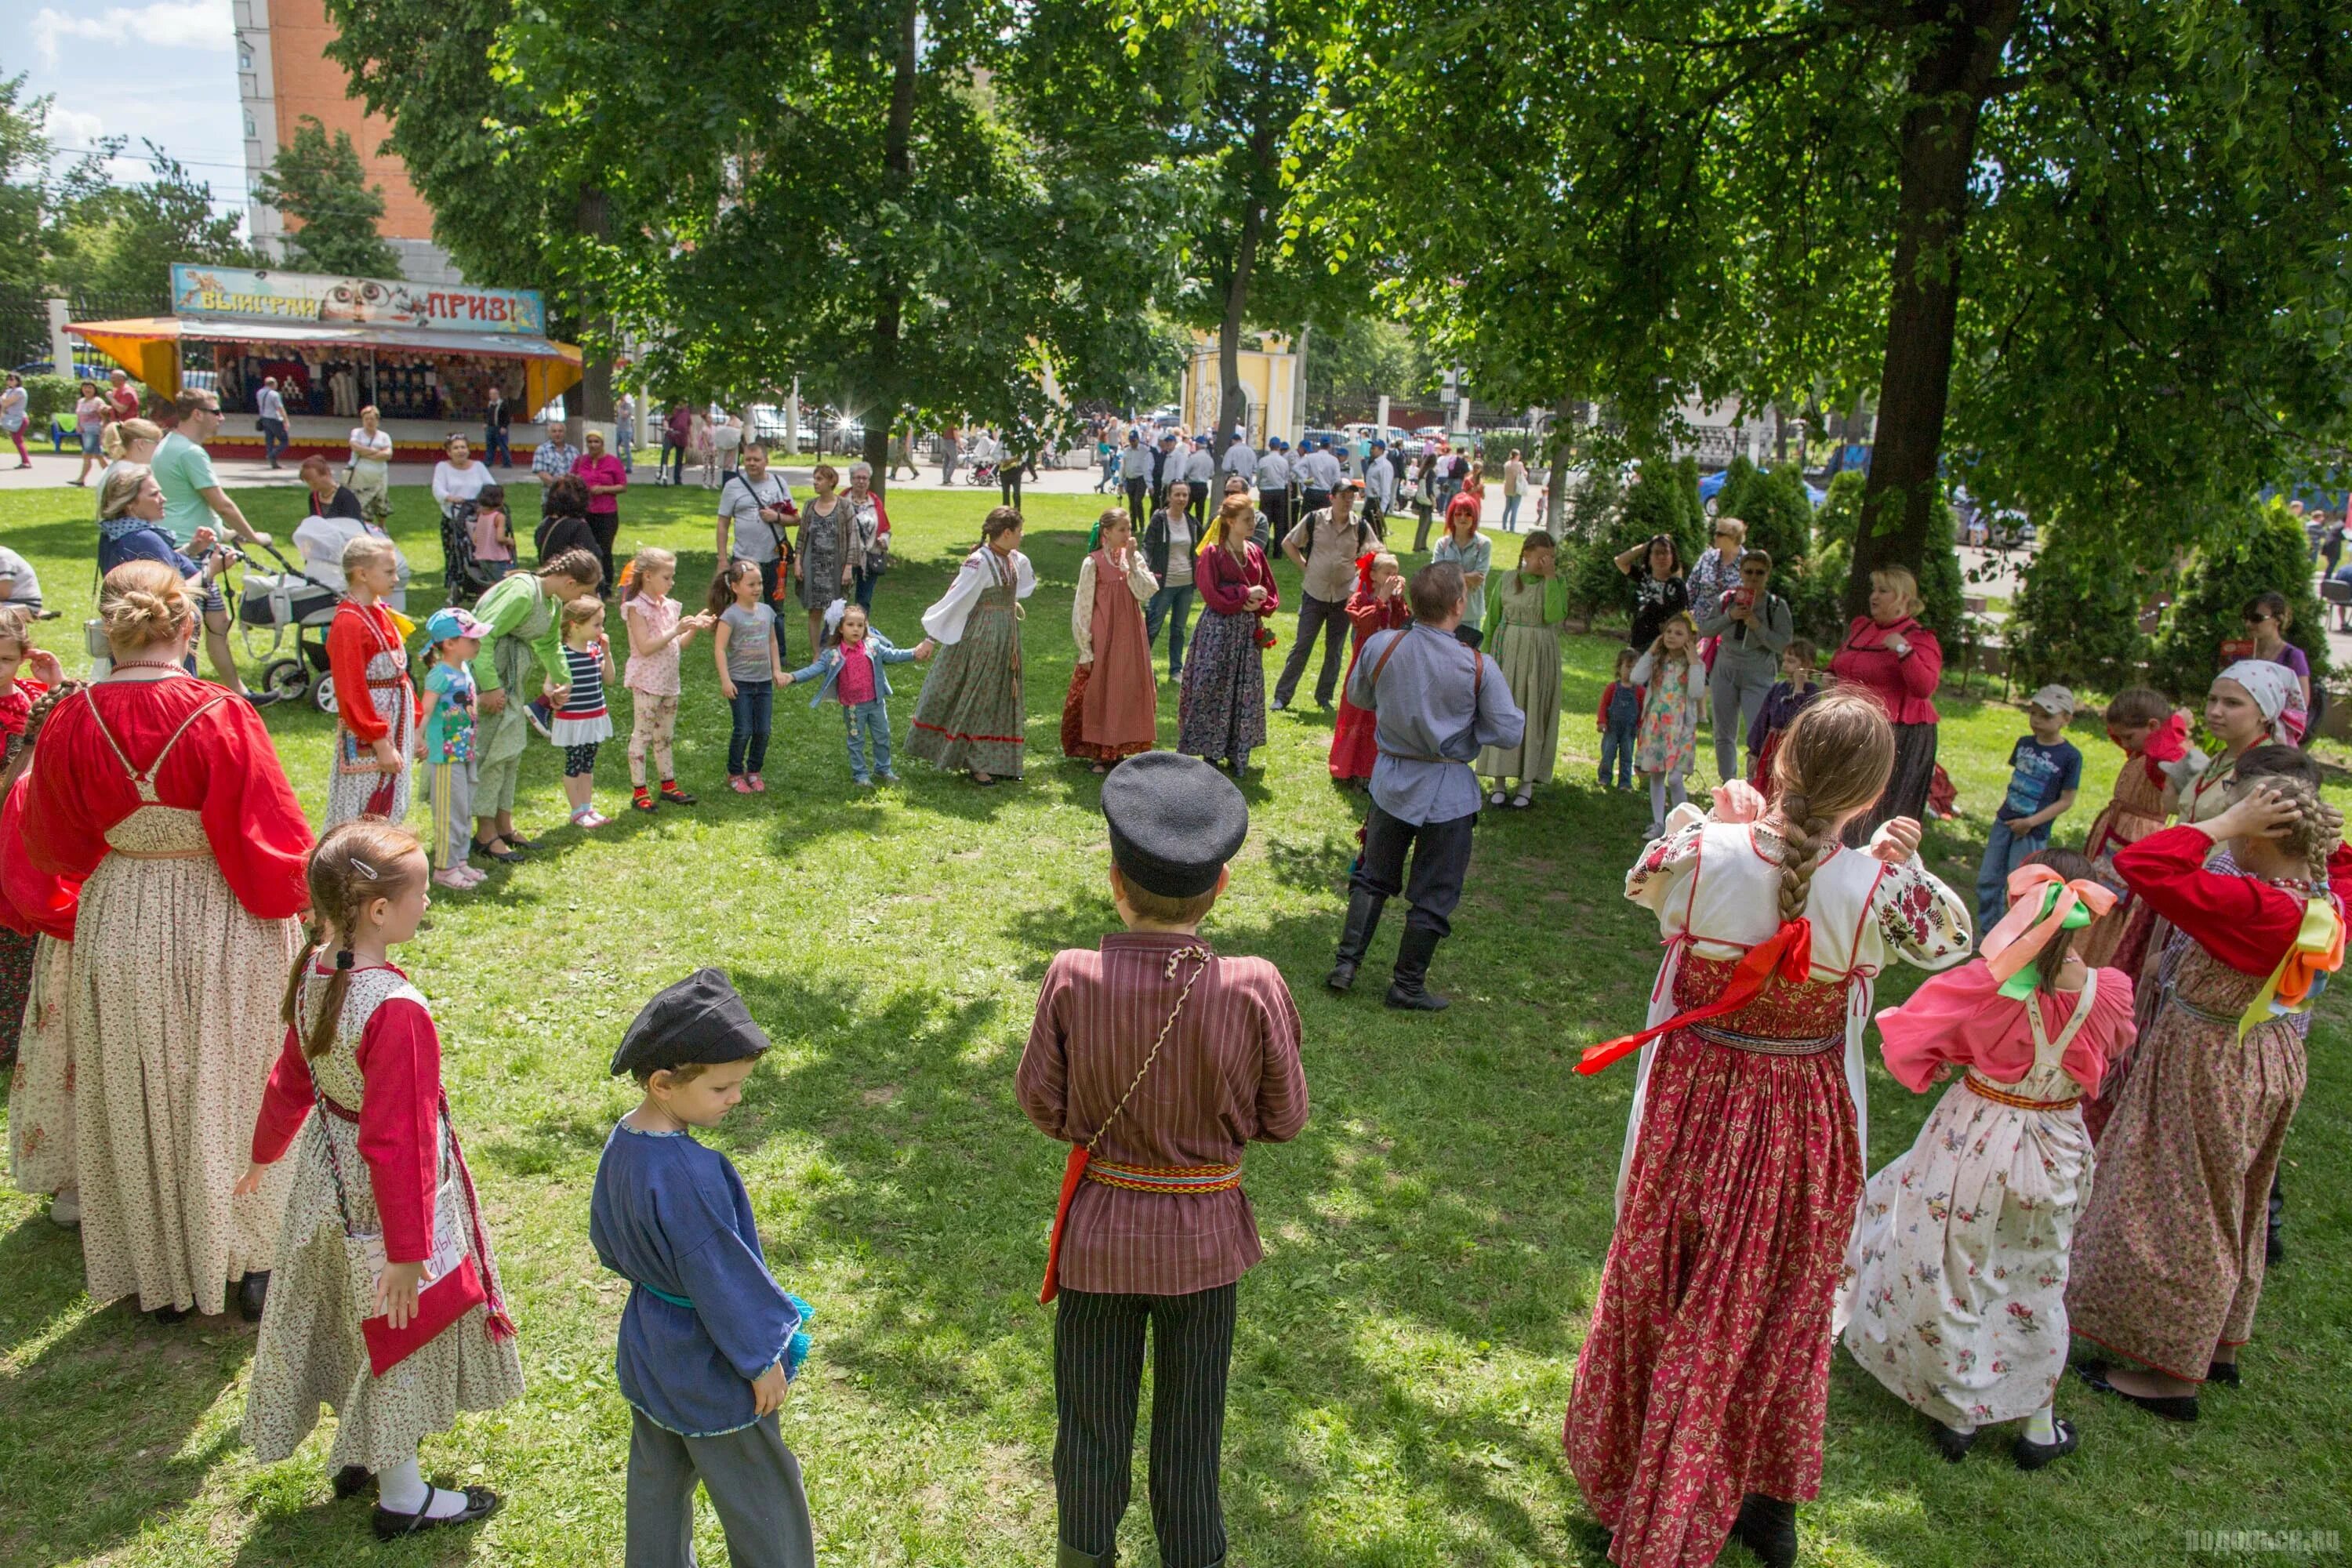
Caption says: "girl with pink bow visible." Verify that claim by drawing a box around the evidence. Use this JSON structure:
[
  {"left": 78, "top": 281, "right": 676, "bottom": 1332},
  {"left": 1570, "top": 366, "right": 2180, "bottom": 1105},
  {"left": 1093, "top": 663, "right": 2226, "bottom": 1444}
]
[{"left": 1841, "top": 850, "right": 2139, "bottom": 1470}]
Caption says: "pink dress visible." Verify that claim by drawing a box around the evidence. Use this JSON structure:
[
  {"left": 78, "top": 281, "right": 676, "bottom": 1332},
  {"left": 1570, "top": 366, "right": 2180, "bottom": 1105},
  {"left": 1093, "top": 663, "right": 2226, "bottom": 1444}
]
[{"left": 1841, "top": 962, "right": 2137, "bottom": 1428}]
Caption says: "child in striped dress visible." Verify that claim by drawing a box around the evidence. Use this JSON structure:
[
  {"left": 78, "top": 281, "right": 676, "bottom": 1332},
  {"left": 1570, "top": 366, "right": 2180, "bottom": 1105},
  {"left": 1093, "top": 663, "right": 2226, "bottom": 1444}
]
[{"left": 554, "top": 597, "right": 615, "bottom": 828}]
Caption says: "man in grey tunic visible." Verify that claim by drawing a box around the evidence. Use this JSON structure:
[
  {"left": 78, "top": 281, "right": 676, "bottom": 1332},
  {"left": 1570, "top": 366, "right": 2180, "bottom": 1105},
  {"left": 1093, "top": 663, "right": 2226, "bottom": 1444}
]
[{"left": 1327, "top": 561, "right": 1525, "bottom": 1011}]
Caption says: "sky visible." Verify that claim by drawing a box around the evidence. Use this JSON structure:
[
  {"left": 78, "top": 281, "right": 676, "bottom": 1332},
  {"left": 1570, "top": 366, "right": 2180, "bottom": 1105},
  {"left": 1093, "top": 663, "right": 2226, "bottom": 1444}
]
[{"left": 13, "top": 0, "right": 252, "bottom": 220}]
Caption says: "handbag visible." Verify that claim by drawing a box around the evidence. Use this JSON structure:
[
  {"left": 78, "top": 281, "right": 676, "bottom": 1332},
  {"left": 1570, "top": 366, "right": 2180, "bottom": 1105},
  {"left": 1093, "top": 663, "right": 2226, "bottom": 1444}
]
[{"left": 317, "top": 1087, "right": 488, "bottom": 1377}]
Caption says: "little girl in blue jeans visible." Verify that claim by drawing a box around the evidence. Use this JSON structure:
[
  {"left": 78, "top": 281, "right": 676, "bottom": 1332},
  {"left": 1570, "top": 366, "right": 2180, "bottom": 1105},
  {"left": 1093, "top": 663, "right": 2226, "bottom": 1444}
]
[{"left": 782, "top": 601, "right": 934, "bottom": 787}]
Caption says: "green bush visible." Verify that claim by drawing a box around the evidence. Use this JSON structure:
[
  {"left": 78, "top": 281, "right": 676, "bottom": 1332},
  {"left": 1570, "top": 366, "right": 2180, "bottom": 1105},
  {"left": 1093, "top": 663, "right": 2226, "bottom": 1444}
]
[
  {"left": 1672, "top": 456, "right": 1705, "bottom": 546},
  {"left": 1790, "top": 537, "right": 1852, "bottom": 648},
  {"left": 20, "top": 374, "right": 78, "bottom": 430},
  {"left": 1917, "top": 491, "right": 1965, "bottom": 648},
  {"left": 2150, "top": 497, "right": 2332, "bottom": 700},
  {"left": 1712, "top": 454, "right": 1759, "bottom": 522},
  {"left": 1816, "top": 470, "right": 1866, "bottom": 550},
  {"left": 1736, "top": 466, "right": 1813, "bottom": 572},
  {"left": 2006, "top": 518, "right": 2153, "bottom": 693},
  {"left": 1567, "top": 460, "right": 1692, "bottom": 623}
]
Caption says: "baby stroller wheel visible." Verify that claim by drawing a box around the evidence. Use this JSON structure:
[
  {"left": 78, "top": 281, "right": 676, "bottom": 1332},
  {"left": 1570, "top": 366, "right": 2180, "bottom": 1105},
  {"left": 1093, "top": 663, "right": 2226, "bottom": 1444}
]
[
  {"left": 313, "top": 673, "right": 340, "bottom": 717},
  {"left": 258, "top": 657, "right": 310, "bottom": 705}
]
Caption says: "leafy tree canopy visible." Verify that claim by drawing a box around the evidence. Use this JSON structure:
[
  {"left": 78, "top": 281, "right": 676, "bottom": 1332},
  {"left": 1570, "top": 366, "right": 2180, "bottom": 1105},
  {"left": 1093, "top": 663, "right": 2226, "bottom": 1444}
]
[{"left": 254, "top": 116, "right": 402, "bottom": 278}]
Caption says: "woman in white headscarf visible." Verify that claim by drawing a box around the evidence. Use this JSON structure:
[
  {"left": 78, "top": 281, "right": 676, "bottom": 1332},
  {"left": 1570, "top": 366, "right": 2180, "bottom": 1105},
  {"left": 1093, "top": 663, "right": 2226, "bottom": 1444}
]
[{"left": 2165, "top": 660, "right": 2300, "bottom": 829}]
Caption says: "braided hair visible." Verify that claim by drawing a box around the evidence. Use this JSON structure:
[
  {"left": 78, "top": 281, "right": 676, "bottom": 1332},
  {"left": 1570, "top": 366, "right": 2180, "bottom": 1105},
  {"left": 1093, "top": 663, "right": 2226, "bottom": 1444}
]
[
  {"left": 1766, "top": 688, "right": 1896, "bottom": 923},
  {"left": 280, "top": 818, "right": 427, "bottom": 1061},
  {"left": 2231, "top": 744, "right": 2345, "bottom": 884}
]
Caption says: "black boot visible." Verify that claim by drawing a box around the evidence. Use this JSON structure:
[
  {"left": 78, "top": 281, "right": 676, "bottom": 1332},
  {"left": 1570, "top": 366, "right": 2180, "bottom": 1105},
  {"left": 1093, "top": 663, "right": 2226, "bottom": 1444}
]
[
  {"left": 2267, "top": 1171, "right": 2285, "bottom": 1265},
  {"left": 1384, "top": 927, "right": 1450, "bottom": 1011},
  {"left": 1057, "top": 1544, "right": 1114, "bottom": 1568},
  {"left": 1728, "top": 1493, "right": 1797, "bottom": 1568},
  {"left": 238, "top": 1270, "right": 270, "bottom": 1323},
  {"left": 1327, "top": 889, "right": 1386, "bottom": 992}
]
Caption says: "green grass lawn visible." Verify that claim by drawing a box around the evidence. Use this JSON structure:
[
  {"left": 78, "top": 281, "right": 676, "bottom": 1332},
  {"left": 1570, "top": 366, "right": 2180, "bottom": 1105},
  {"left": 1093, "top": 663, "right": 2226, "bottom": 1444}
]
[{"left": 1, "top": 479, "right": 2347, "bottom": 1566}]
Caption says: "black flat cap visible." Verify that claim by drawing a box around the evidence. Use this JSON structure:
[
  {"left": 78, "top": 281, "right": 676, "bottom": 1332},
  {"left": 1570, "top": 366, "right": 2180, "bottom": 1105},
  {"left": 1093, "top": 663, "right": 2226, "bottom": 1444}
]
[
  {"left": 611, "top": 968, "right": 771, "bottom": 1077},
  {"left": 1102, "top": 752, "right": 1248, "bottom": 898}
]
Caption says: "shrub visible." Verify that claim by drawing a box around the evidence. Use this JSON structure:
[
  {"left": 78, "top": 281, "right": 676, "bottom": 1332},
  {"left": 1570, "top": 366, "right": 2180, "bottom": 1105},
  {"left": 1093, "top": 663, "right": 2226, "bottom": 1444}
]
[
  {"left": 2006, "top": 517, "right": 2153, "bottom": 693},
  {"left": 1916, "top": 491, "right": 1965, "bottom": 648},
  {"left": 19, "top": 374, "right": 78, "bottom": 430},
  {"left": 1792, "top": 493, "right": 1965, "bottom": 655},
  {"left": 1712, "top": 455, "right": 1759, "bottom": 524},
  {"left": 2150, "top": 497, "right": 2332, "bottom": 701},
  {"left": 1789, "top": 536, "right": 1852, "bottom": 648},
  {"left": 1736, "top": 465, "right": 1813, "bottom": 572},
  {"left": 1815, "top": 470, "right": 1866, "bottom": 550},
  {"left": 1672, "top": 456, "right": 1705, "bottom": 546}
]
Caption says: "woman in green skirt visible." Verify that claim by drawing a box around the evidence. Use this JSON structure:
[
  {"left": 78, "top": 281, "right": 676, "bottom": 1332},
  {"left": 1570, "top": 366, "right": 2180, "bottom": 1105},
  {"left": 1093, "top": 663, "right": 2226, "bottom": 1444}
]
[
  {"left": 1478, "top": 531, "right": 1569, "bottom": 808},
  {"left": 910, "top": 506, "right": 1036, "bottom": 784},
  {"left": 469, "top": 548, "right": 603, "bottom": 856}
]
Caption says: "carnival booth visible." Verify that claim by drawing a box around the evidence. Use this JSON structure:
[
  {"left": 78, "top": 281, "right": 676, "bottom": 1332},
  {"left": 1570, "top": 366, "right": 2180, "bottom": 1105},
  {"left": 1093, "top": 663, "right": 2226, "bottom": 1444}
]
[{"left": 69, "top": 264, "right": 584, "bottom": 462}]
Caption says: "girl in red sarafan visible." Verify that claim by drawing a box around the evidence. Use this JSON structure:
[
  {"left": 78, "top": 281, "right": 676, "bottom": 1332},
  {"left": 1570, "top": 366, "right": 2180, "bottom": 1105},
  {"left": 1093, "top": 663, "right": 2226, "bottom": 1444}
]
[
  {"left": 1565, "top": 689, "right": 1971, "bottom": 1568},
  {"left": 2067, "top": 744, "right": 2348, "bottom": 1424},
  {"left": 1328, "top": 550, "right": 1408, "bottom": 786}
]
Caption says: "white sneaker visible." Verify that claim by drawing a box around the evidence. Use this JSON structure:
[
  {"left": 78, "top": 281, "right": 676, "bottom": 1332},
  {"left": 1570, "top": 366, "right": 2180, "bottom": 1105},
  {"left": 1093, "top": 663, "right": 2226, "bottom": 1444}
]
[{"left": 50, "top": 1187, "right": 80, "bottom": 1228}]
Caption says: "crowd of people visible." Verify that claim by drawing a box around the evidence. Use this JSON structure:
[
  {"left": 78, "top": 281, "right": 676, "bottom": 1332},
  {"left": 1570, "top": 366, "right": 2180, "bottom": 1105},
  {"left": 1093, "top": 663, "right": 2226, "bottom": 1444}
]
[{"left": 0, "top": 388, "right": 2343, "bottom": 1568}]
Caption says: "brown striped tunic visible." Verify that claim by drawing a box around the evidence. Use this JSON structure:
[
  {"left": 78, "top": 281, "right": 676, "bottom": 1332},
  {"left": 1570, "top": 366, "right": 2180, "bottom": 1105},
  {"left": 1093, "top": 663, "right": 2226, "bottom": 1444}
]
[{"left": 1018, "top": 931, "right": 1308, "bottom": 1294}]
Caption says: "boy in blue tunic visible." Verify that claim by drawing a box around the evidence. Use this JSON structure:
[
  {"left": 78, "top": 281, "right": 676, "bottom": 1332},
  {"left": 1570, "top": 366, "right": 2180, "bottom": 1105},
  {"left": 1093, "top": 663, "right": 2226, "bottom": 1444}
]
[{"left": 592, "top": 968, "right": 815, "bottom": 1568}]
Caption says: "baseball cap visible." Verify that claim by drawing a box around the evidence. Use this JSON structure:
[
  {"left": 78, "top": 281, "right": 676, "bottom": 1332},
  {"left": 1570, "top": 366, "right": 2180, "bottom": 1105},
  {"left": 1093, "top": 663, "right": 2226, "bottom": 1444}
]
[
  {"left": 2027, "top": 684, "right": 2076, "bottom": 718},
  {"left": 423, "top": 607, "right": 489, "bottom": 643}
]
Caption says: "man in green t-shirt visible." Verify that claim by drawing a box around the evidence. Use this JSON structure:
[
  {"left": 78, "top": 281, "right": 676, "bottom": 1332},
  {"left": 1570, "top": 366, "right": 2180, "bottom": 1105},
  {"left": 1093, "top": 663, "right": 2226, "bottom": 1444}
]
[{"left": 149, "top": 387, "right": 278, "bottom": 703}]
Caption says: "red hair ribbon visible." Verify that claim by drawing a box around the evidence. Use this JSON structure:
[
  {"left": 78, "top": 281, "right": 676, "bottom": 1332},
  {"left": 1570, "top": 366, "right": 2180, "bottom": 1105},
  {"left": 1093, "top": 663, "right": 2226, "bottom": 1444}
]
[
  {"left": 1355, "top": 550, "right": 1381, "bottom": 594},
  {"left": 1577, "top": 917, "right": 1813, "bottom": 1075}
]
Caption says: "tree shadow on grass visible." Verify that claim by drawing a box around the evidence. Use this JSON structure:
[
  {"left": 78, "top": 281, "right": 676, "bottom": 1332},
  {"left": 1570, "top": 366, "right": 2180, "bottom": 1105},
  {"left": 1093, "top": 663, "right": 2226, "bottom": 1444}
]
[
  {"left": 0, "top": 1305, "right": 251, "bottom": 1568},
  {"left": 0, "top": 1204, "right": 89, "bottom": 1361}
]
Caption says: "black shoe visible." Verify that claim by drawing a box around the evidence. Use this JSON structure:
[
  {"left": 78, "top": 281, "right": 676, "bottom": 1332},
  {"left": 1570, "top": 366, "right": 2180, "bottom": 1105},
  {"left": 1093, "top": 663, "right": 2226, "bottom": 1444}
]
[
  {"left": 2077, "top": 1361, "right": 2199, "bottom": 1421},
  {"left": 1385, "top": 927, "right": 1450, "bottom": 1011},
  {"left": 372, "top": 1485, "right": 503, "bottom": 1541},
  {"left": 1728, "top": 1493, "right": 1797, "bottom": 1568},
  {"left": 2206, "top": 1360, "right": 2241, "bottom": 1388},
  {"left": 1929, "top": 1421, "right": 1976, "bottom": 1462},
  {"left": 243, "top": 689, "right": 283, "bottom": 710},
  {"left": 2013, "top": 1418, "right": 2078, "bottom": 1471},
  {"left": 332, "top": 1465, "right": 375, "bottom": 1500},
  {"left": 238, "top": 1270, "right": 270, "bottom": 1323},
  {"left": 1327, "top": 889, "right": 1386, "bottom": 993},
  {"left": 2267, "top": 1225, "right": 2284, "bottom": 1266},
  {"left": 470, "top": 837, "right": 522, "bottom": 864},
  {"left": 151, "top": 1305, "right": 190, "bottom": 1326}
]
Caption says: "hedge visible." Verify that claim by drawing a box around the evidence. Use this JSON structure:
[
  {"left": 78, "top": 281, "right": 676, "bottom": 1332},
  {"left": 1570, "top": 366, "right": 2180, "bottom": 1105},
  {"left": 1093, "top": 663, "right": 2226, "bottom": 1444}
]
[{"left": 2150, "top": 498, "right": 2331, "bottom": 701}]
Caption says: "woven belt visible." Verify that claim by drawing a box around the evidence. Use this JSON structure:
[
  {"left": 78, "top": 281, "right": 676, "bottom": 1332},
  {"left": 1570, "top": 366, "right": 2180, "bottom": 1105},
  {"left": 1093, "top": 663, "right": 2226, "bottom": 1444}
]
[
  {"left": 1964, "top": 1073, "right": 2082, "bottom": 1112},
  {"left": 365, "top": 675, "right": 410, "bottom": 688},
  {"left": 1686, "top": 1020, "right": 1842, "bottom": 1057},
  {"left": 107, "top": 844, "right": 210, "bottom": 861},
  {"left": 2162, "top": 982, "right": 2242, "bottom": 1028},
  {"left": 1083, "top": 1159, "right": 1243, "bottom": 1195}
]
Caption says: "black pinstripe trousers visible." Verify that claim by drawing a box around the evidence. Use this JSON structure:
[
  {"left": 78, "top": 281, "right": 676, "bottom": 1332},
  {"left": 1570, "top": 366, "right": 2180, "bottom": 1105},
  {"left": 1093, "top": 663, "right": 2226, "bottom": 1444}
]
[{"left": 1053, "top": 1283, "right": 1237, "bottom": 1568}]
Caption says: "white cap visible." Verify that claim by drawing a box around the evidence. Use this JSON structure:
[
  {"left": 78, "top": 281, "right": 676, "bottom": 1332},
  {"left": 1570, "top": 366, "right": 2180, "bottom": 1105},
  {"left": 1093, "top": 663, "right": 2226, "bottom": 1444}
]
[{"left": 2027, "top": 684, "right": 2076, "bottom": 718}]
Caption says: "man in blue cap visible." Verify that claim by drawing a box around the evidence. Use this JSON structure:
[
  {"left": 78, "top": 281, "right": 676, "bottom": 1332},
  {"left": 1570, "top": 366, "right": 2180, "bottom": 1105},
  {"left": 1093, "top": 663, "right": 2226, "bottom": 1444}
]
[{"left": 1019, "top": 751, "right": 1308, "bottom": 1568}]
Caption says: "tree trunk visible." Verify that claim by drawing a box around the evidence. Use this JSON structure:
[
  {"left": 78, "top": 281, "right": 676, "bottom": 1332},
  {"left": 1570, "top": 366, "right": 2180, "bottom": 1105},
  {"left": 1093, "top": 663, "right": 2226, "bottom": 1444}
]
[
  {"left": 1214, "top": 123, "right": 1278, "bottom": 461},
  {"left": 863, "top": 0, "right": 920, "bottom": 495},
  {"left": 570, "top": 187, "right": 617, "bottom": 430},
  {"left": 1544, "top": 396, "right": 1577, "bottom": 535},
  {"left": 1847, "top": 0, "right": 2024, "bottom": 617}
]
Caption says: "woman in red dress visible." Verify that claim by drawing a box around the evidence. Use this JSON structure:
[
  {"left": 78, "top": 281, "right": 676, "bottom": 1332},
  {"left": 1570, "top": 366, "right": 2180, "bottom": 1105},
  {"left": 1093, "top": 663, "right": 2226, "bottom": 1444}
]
[
  {"left": 29, "top": 561, "right": 314, "bottom": 1323},
  {"left": 1059, "top": 508, "right": 1161, "bottom": 771},
  {"left": 1328, "top": 550, "right": 1407, "bottom": 786},
  {"left": 1566, "top": 690, "right": 1971, "bottom": 1568},
  {"left": 1826, "top": 564, "right": 1943, "bottom": 844}
]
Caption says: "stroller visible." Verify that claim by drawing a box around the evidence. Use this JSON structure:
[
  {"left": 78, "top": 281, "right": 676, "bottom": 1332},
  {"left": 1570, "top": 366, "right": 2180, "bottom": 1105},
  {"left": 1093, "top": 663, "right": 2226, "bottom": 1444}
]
[
  {"left": 236, "top": 539, "right": 345, "bottom": 713},
  {"left": 441, "top": 499, "right": 506, "bottom": 605},
  {"left": 964, "top": 457, "right": 1000, "bottom": 487}
]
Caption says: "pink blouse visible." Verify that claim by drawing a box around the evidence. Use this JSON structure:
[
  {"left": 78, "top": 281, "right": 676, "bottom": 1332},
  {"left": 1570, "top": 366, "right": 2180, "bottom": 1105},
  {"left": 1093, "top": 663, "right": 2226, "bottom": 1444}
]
[
  {"left": 1875, "top": 958, "right": 2137, "bottom": 1094},
  {"left": 622, "top": 595, "right": 683, "bottom": 696}
]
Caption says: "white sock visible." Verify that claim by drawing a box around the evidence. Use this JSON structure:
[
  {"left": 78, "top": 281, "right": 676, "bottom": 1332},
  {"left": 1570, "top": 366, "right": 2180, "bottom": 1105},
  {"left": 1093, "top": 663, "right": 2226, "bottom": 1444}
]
[
  {"left": 1649, "top": 775, "right": 1668, "bottom": 822},
  {"left": 379, "top": 1457, "right": 469, "bottom": 1518},
  {"left": 2026, "top": 1403, "right": 2058, "bottom": 1445}
]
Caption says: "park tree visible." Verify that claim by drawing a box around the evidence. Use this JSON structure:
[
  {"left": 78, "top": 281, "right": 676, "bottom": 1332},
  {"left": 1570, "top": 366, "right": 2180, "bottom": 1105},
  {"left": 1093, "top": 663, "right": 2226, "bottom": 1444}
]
[
  {"left": 0, "top": 78, "right": 51, "bottom": 296},
  {"left": 1014, "top": 0, "right": 1357, "bottom": 459},
  {"left": 1309, "top": 0, "right": 2352, "bottom": 613},
  {"left": 478, "top": 0, "right": 1174, "bottom": 488},
  {"left": 254, "top": 116, "right": 402, "bottom": 278},
  {"left": 325, "top": 0, "right": 628, "bottom": 418},
  {"left": 45, "top": 143, "right": 253, "bottom": 305}
]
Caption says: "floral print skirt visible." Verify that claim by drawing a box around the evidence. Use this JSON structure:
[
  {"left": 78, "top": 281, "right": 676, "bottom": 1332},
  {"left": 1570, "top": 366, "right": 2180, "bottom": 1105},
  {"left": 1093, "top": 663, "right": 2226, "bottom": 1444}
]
[
  {"left": 1565, "top": 958, "right": 1860, "bottom": 1567},
  {"left": 1842, "top": 1084, "right": 2092, "bottom": 1428}
]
